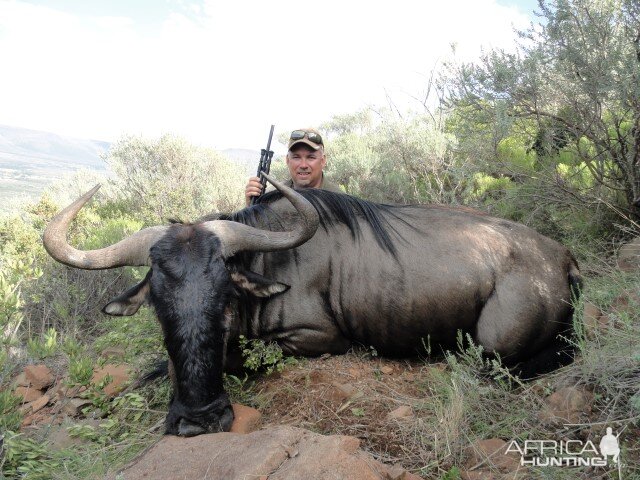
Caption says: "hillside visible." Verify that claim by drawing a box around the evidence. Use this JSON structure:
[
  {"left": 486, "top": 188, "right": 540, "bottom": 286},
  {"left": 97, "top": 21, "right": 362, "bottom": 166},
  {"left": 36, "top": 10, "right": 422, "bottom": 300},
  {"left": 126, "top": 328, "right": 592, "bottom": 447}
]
[
  {"left": 0, "top": 125, "right": 110, "bottom": 212},
  {"left": 222, "top": 148, "right": 263, "bottom": 176},
  {"left": 0, "top": 126, "right": 262, "bottom": 214}
]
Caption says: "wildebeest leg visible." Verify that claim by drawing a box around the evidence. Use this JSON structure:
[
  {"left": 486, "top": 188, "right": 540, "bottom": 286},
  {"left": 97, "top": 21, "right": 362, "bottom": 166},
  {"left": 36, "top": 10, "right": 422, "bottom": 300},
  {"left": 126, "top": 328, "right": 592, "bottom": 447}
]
[
  {"left": 167, "top": 358, "right": 177, "bottom": 391},
  {"left": 259, "top": 294, "right": 352, "bottom": 356},
  {"left": 474, "top": 273, "right": 559, "bottom": 365},
  {"left": 512, "top": 336, "right": 574, "bottom": 379},
  {"left": 223, "top": 346, "right": 245, "bottom": 375}
]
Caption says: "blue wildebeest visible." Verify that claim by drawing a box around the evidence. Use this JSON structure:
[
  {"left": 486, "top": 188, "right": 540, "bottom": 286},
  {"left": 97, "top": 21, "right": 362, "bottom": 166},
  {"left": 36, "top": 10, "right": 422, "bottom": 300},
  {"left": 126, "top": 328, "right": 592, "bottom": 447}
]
[{"left": 43, "top": 174, "right": 581, "bottom": 436}]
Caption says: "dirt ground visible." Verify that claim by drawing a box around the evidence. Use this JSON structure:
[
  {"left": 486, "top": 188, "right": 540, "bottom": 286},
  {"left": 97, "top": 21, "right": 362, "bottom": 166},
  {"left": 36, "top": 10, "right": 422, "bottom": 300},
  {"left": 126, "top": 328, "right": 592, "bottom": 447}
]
[{"left": 251, "top": 352, "right": 444, "bottom": 468}]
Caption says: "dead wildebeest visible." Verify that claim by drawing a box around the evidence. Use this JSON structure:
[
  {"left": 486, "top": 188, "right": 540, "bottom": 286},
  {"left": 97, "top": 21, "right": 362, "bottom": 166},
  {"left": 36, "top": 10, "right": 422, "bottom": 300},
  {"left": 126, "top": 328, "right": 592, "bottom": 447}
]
[{"left": 43, "top": 174, "right": 581, "bottom": 436}]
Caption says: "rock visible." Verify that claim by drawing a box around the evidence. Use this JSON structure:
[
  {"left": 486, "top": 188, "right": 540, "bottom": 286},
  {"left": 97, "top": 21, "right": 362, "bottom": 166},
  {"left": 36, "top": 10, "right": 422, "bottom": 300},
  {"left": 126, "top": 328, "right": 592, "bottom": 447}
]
[
  {"left": 337, "top": 435, "right": 360, "bottom": 454},
  {"left": 610, "top": 291, "right": 640, "bottom": 316},
  {"left": 597, "top": 314, "right": 616, "bottom": 330},
  {"left": 109, "top": 426, "right": 424, "bottom": 480},
  {"left": 230, "top": 404, "right": 262, "bottom": 434},
  {"left": 14, "top": 372, "right": 29, "bottom": 387},
  {"left": 582, "top": 301, "right": 603, "bottom": 338},
  {"left": 464, "top": 438, "right": 520, "bottom": 472},
  {"left": 49, "top": 382, "right": 69, "bottom": 401},
  {"left": 47, "top": 418, "right": 101, "bottom": 450},
  {"left": 386, "top": 464, "right": 417, "bottom": 480},
  {"left": 91, "top": 364, "right": 131, "bottom": 397},
  {"left": 62, "top": 398, "right": 93, "bottom": 417},
  {"left": 380, "top": 366, "right": 394, "bottom": 375},
  {"left": 386, "top": 405, "right": 414, "bottom": 421},
  {"left": 21, "top": 409, "right": 56, "bottom": 427},
  {"left": 538, "top": 386, "right": 593, "bottom": 425},
  {"left": 398, "top": 472, "right": 423, "bottom": 480},
  {"left": 20, "top": 394, "right": 50, "bottom": 415},
  {"left": 582, "top": 301, "right": 614, "bottom": 338},
  {"left": 61, "top": 384, "right": 88, "bottom": 400},
  {"left": 308, "top": 369, "right": 331, "bottom": 385},
  {"left": 15, "top": 385, "right": 43, "bottom": 403},
  {"left": 100, "top": 346, "right": 127, "bottom": 360},
  {"left": 328, "top": 382, "right": 360, "bottom": 403},
  {"left": 31, "top": 394, "right": 51, "bottom": 413},
  {"left": 386, "top": 464, "right": 405, "bottom": 479},
  {"left": 617, "top": 236, "right": 640, "bottom": 272},
  {"left": 21, "top": 413, "right": 37, "bottom": 427},
  {"left": 24, "top": 364, "right": 54, "bottom": 390},
  {"left": 348, "top": 367, "right": 365, "bottom": 379}
]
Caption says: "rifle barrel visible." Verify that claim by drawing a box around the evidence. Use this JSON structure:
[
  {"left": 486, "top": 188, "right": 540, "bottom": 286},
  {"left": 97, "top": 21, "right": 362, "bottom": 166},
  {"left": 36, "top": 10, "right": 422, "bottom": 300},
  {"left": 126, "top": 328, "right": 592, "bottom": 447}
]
[{"left": 265, "top": 124, "right": 275, "bottom": 152}]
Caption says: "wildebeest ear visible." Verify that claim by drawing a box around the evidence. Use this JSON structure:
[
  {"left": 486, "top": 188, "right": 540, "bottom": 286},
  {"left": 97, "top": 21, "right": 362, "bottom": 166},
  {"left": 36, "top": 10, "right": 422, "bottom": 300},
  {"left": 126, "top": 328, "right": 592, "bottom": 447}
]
[
  {"left": 102, "top": 270, "right": 152, "bottom": 316},
  {"left": 230, "top": 270, "right": 290, "bottom": 298}
]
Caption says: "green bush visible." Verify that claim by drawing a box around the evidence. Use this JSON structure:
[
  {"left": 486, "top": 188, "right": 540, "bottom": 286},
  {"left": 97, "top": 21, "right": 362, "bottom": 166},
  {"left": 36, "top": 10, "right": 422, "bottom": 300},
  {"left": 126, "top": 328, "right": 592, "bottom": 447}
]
[{"left": 238, "top": 335, "right": 294, "bottom": 375}]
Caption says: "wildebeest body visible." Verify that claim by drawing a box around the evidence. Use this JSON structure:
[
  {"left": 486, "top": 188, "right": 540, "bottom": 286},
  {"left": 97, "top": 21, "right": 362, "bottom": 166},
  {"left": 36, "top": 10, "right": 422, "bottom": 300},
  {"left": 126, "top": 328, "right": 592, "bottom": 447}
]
[
  {"left": 239, "top": 194, "right": 576, "bottom": 364},
  {"left": 43, "top": 176, "right": 580, "bottom": 436}
]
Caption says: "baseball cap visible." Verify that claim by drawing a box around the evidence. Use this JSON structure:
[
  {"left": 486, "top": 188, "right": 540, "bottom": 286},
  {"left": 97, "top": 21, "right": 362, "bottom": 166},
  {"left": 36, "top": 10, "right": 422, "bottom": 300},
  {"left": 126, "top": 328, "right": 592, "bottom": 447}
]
[{"left": 288, "top": 128, "right": 324, "bottom": 151}]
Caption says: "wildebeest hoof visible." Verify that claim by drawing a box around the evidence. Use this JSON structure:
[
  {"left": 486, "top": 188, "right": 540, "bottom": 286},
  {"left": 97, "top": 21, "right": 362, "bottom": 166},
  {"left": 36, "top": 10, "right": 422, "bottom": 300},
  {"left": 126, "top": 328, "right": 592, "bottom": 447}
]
[
  {"left": 216, "top": 406, "right": 235, "bottom": 433},
  {"left": 173, "top": 404, "right": 234, "bottom": 436},
  {"left": 178, "top": 418, "right": 206, "bottom": 437}
]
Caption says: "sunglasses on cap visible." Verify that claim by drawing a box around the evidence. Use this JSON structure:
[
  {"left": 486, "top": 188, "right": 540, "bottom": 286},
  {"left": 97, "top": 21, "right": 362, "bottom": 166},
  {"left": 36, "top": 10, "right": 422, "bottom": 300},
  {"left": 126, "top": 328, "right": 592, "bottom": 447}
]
[{"left": 290, "top": 130, "right": 323, "bottom": 145}]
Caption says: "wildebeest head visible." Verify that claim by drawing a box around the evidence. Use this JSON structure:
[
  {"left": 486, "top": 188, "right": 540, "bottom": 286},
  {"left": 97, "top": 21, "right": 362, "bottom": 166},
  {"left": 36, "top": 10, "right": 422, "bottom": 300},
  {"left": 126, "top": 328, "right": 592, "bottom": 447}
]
[{"left": 43, "top": 174, "right": 319, "bottom": 436}]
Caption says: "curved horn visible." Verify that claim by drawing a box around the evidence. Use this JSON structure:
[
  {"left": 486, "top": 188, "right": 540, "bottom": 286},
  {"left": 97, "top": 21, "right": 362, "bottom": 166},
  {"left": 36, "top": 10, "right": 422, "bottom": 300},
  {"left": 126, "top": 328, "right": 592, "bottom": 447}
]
[
  {"left": 201, "top": 173, "right": 319, "bottom": 257},
  {"left": 43, "top": 185, "right": 169, "bottom": 269}
]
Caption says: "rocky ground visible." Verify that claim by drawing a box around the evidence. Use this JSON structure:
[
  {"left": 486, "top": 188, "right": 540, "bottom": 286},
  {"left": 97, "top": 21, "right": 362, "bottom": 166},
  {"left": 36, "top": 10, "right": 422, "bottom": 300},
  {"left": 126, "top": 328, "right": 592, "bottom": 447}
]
[{"left": 12, "top": 348, "right": 637, "bottom": 479}]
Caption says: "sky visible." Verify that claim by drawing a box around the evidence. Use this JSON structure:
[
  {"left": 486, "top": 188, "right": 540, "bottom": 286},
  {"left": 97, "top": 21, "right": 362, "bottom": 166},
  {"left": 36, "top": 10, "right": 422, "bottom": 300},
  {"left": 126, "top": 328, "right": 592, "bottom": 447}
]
[{"left": 0, "top": 0, "right": 538, "bottom": 151}]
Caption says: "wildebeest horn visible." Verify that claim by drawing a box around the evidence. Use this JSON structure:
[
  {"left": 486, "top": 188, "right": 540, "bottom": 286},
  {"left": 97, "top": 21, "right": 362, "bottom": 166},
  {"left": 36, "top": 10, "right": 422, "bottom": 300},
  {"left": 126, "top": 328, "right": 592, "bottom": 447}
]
[
  {"left": 43, "top": 185, "right": 169, "bottom": 269},
  {"left": 44, "top": 174, "right": 318, "bottom": 268},
  {"left": 200, "top": 173, "right": 320, "bottom": 257}
]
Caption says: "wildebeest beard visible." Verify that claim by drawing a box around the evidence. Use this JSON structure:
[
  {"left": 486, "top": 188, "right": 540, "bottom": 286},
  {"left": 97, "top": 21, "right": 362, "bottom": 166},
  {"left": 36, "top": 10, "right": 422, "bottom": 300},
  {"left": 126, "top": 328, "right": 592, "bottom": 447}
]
[{"left": 148, "top": 227, "right": 235, "bottom": 436}]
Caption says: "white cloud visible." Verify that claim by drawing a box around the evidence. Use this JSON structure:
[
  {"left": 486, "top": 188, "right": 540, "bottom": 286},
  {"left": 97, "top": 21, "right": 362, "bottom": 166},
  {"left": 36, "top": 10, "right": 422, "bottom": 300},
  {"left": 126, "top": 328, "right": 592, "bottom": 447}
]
[{"left": 0, "top": 0, "right": 529, "bottom": 150}]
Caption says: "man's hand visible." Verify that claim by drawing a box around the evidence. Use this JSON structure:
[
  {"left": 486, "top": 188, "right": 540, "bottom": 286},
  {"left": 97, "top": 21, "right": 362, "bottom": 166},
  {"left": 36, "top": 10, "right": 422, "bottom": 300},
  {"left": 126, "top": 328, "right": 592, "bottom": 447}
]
[{"left": 245, "top": 176, "right": 263, "bottom": 206}]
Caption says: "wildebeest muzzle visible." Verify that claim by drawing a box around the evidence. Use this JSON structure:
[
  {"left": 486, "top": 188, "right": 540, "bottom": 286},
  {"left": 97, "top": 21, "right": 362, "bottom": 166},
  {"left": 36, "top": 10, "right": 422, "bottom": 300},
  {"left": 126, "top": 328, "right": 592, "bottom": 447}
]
[{"left": 165, "top": 393, "right": 234, "bottom": 437}]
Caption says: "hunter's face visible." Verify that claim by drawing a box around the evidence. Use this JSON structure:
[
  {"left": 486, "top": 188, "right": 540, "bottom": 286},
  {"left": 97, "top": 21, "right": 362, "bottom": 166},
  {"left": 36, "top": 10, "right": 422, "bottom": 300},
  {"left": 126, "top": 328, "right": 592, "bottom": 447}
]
[{"left": 286, "top": 144, "right": 326, "bottom": 189}]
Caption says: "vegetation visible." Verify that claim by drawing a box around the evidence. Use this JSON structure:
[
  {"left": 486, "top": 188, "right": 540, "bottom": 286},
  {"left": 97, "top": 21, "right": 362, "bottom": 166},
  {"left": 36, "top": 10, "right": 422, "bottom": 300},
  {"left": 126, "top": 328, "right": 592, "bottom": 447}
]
[
  {"left": 1, "top": 1, "right": 639, "bottom": 478},
  {"left": 447, "top": 0, "right": 640, "bottom": 221}
]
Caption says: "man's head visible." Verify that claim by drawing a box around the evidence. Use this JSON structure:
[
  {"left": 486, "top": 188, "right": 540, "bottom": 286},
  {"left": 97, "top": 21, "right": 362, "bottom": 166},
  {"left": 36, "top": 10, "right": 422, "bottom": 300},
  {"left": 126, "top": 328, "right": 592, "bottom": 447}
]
[{"left": 286, "top": 128, "right": 327, "bottom": 189}]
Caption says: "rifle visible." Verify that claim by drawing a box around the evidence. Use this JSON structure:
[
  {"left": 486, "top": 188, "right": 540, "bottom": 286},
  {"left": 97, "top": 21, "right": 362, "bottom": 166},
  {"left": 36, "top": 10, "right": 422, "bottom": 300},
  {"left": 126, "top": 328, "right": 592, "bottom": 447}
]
[{"left": 250, "top": 124, "right": 275, "bottom": 206}]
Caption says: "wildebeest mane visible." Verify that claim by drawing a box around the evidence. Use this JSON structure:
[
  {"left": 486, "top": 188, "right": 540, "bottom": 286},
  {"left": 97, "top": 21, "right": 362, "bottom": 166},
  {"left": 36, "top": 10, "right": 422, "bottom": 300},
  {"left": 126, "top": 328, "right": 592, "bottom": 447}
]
[{"left": 221, "top": 189, "right": 405, "bottom": 256}]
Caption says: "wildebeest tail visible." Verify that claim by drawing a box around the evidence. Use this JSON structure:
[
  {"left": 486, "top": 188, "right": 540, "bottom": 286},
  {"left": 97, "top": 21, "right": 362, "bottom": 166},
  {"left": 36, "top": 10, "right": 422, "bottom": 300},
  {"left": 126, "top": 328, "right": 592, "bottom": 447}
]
[
  {"left": 115, "top": 359, "right": 168, "bottom": 395},
  {"left": 140, "top": 359, "right": 169, "bottom": 383},
  {"left": 568, "top": 257, "right": 583, "bottom": 303}
]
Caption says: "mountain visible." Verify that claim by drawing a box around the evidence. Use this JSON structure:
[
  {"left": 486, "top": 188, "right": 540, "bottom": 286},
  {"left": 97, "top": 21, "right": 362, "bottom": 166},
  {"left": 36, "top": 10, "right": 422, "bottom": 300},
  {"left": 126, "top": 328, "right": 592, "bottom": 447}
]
[
  {"left": 0, "top": 125, "right": 265, "bottom": 214},
  {"left": 222, "top": 148, "right": 261, "bottom": 176},
  {"left": 0, "top": 125, "right": 110, "bottom": 212}
]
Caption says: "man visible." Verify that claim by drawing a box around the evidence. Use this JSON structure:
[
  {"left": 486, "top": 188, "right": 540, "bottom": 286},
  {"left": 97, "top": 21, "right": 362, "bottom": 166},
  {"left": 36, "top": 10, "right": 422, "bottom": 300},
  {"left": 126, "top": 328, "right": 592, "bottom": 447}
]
[{"left": 244, "top": 128, "right": 341, "bottom": 206}]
